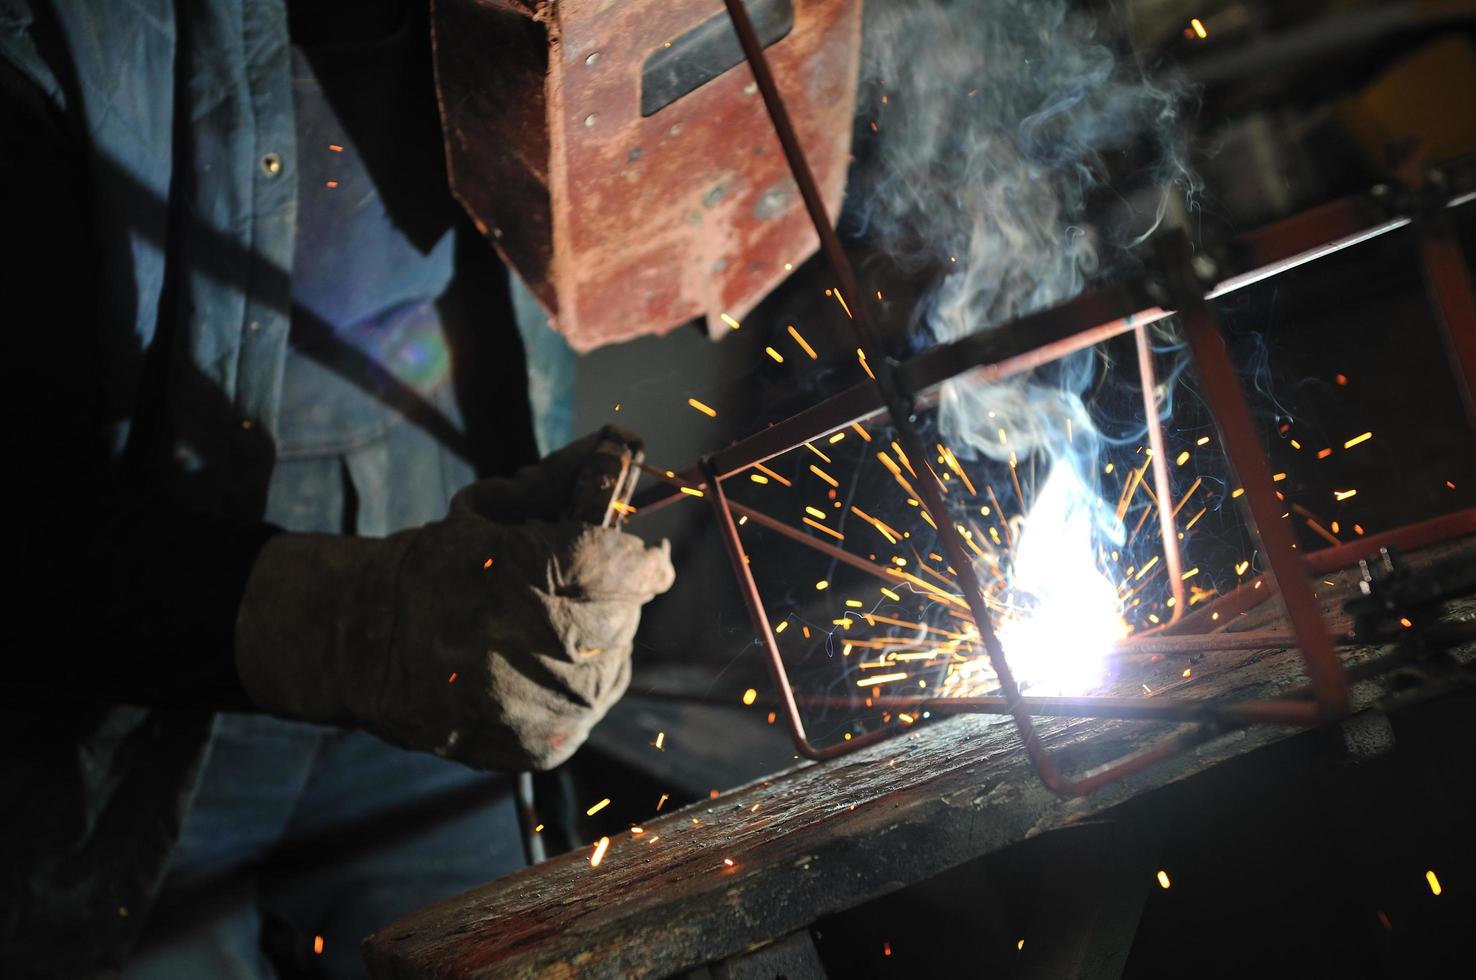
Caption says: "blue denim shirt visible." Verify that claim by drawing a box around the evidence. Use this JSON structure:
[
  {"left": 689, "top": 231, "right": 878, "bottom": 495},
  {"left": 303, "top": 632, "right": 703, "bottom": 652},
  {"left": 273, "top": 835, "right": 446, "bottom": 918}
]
[{"left": 1, "top": 1, "right": 573, "bottom": 970}]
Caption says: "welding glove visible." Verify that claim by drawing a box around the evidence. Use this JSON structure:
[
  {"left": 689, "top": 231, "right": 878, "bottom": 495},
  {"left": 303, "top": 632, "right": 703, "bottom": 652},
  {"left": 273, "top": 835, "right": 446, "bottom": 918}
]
[{"left": 234, "top": 430, "right": 675, "bottom": 771}]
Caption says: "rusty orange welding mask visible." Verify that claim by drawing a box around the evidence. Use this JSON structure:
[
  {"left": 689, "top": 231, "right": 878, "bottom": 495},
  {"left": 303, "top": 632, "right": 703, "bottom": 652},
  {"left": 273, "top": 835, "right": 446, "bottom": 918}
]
[{"left": 431, "top": 0, "right": 861, "bottom": 352}]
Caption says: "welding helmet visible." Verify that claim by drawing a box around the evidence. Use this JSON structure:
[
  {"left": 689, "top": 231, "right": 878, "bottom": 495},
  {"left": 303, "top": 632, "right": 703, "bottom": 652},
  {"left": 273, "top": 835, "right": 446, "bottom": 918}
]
[{"left": 431, "top": 0, "right": 862, "bottom": 352}]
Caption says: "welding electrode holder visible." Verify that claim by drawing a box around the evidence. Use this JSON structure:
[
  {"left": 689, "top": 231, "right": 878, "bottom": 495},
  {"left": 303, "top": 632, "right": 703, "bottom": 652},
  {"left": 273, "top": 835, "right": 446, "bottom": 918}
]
[{"left": 562, "top": 425, "right": 644, "bottom": 528}]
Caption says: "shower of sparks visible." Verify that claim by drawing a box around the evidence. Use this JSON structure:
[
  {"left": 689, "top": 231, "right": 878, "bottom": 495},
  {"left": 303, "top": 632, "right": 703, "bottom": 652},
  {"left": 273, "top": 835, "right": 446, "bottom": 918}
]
[
  {"left": 586, "top": 798, "right": 611, "bottom": 816},
  {"left": 647, "top": 304, "right": 1399, "bottom": 755},
  {"left": 590, "top": 837, "right": 610, "bottom": 867},
  {"left": 1157, "top": 870, "right": 1172, "bottom": 889},
  {"left": 1426, "top": 870, "right": 1443, "bottom": 896},
  {"left": 714, "top": 408, "right": 1347, "bottom": 723}
]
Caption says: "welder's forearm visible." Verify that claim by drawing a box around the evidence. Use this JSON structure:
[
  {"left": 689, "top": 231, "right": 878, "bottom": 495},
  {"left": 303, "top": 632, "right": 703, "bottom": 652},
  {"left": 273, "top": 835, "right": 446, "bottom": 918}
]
[{"left": 234, "top": 531, "right": 411, "bottom": 726}]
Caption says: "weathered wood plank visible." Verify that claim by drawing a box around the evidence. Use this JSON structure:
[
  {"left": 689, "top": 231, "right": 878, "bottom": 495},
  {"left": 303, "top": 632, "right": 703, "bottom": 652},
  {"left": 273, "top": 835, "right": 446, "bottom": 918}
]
[{"left": 364, "top": 543, "right": 1475, "bottom": 979}]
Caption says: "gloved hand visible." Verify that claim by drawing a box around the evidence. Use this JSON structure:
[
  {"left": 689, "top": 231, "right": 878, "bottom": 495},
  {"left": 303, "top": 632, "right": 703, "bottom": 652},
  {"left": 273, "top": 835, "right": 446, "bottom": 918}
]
[{"left": 234, "top": 430, "right": 674, "bottom": 771}]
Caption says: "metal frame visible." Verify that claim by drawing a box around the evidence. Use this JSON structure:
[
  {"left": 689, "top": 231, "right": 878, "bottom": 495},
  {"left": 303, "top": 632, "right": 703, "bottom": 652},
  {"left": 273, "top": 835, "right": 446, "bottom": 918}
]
[{"left": 626, "top": 0, "right": 1476, "bottom": 794}]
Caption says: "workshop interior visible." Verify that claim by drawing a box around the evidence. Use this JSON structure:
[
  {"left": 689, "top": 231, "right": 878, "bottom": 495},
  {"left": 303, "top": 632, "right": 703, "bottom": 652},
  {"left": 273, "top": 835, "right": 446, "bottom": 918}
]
[{"left": 5, "top": 0, "right": 1476, "bottom": 978}]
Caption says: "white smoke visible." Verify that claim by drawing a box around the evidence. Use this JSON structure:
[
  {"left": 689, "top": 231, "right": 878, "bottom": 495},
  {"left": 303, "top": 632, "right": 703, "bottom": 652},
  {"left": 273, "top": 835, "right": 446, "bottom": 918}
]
[{"left": 853, "top": 0, "right": 1188, "bottom": 470}]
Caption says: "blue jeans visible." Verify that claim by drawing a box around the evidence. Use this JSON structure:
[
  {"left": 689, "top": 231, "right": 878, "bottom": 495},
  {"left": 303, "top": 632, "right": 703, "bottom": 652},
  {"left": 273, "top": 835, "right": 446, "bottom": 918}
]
[{"left": 123, "top": 713, "right": 524, "bottom": 979}]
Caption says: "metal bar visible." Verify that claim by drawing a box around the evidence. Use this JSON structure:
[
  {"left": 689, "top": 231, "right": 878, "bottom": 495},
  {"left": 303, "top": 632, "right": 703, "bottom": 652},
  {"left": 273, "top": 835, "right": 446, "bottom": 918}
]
[
  {"left": 638, "top": 689, "right": 1314, "bottom": 723},
  {"left": 1418, "top": 214, "right": 1476, "bottom": 432},
  {"left": 701, "top": 459, "right": 811, "bottom": 752},
  {"left": 631, "top": 293, "right": 1163, "bottom": 512},
  {"left": 1118, "top": 631, "right": 1333, "bottom": 656},
  {"left": 636, "top": 461, "right": 938, "bottom": 591},
  {"left": 1180, "top": 306, "right": 1349, "bottom": 717},
  {"left": 631, "top": 180, "right": 1475, "bottom": 515},
  {"left": 820, "top": 695, "right": 1319, "bottom": 725},
  {"left": 1302, "top": 509, "right": 1476, "bottom": 573},
  {"left": 1135, "top": 327, "right": 1186, "bottom": 622},
  {"left": 513, "top": 772, "right": 546, "bottom": 865},
  {"left": 1209, "top": 206, "right": 1410, "bottom": 299},
  {"left": 1163, "top": 508, "right": 1476, "bottom": 637},
  {"left": 638, "top": 619, "right": 1476, "bottom": 717},
  {"left": 703, "top": 458, "right": 898, "bottom": 761},
  {"left": 895, "top": 288, "right": 1166, "bottom": 400},
  {"left": 704, "top": 383, "right": 888, "bottom": 488},
  {"left": 640, "top": 495, "right": 1472, "bottom": 667},
  {"left": 720, "top": 0, "right": 1069, "bottom": 790},
  {"left": 730, "top": 498, "right": 924, "bottom": 589},
  {"left": 1064, "top": 728, "right": 1218, "bottom": 795},
  {"left": 634, "top": 184, "right": 1476, "bottom": 515},
  {"left": 683, "top": 12, "right": 1471, "bottom": 789},
  {"left": 659, "top": 474, "right": 1415, "bottom": 661}
]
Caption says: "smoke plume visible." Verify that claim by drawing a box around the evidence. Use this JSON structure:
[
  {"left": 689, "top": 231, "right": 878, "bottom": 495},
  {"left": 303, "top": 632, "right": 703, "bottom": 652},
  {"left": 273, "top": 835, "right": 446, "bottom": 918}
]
[{"left": 851, "top": 0, "right": 1189, "bottom": 475}]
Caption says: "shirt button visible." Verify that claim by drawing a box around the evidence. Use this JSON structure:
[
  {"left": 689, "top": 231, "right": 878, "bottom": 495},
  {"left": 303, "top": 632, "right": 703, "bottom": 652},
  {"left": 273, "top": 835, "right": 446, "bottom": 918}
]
[{"left": 260, "top": 153, "right": 283, "bottom": 177}]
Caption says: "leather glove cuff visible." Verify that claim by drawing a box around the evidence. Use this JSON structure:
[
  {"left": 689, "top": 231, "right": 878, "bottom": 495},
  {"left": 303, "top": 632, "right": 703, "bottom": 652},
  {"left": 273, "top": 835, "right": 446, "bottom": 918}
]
[{"left": 234, "top": 530, "right": 415, "bottom": 727}]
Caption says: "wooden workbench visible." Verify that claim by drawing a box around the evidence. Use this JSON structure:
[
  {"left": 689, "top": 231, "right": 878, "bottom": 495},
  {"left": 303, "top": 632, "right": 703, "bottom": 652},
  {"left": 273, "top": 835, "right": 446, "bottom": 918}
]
[{"left": 364, "top": 541, "right": 1475, "bottom": 979}]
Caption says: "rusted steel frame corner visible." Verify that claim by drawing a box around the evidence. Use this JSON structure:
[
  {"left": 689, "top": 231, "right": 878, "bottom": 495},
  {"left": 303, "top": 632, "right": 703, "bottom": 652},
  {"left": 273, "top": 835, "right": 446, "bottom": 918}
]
[
  {"left": 700, "top": 456, "right": 895, "bottom": 761},
  {"left": 1134, "top": 326, "right": 1187, "bottom": 622},
  {"left": 1416, "top": 207, "right": 1476, "bottom": 433},
  {"left": 720, "top": 0, "right": 1083, "bottom": 793},
  {"left": 629, "top": 173, "right": 1473, "bottom": 517},
  {"left": 1177, "top": 301, "right": 1350, "bottom": 719},
  {"left": 717, "top": 0, "right": 1271, "bottom": 798},
  {"left": 722, "top": 0, "right": 1349, "bottom": 796}
]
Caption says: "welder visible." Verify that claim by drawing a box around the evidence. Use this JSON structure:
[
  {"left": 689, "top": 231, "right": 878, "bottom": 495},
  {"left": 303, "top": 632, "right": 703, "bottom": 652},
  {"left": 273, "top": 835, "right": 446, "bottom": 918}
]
[{"left": 1, "top": 1, "right": 673, "bottom": 976}]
